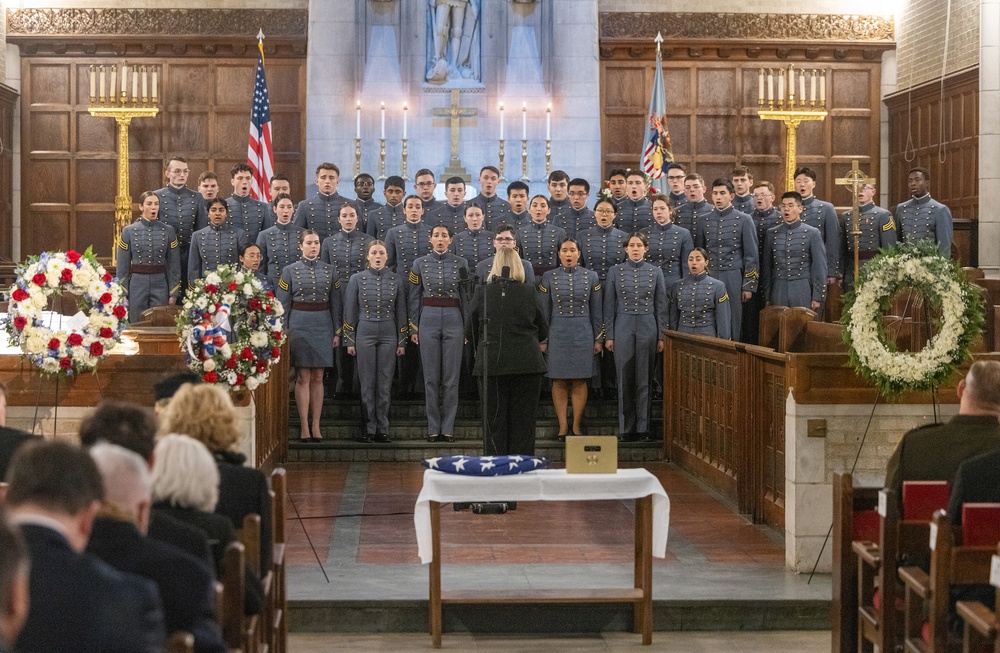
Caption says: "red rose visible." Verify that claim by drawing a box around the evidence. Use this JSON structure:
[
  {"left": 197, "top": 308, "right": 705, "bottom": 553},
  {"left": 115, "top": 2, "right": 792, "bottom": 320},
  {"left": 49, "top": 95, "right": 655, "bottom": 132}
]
[
  {"left": 32, "top": 273, "right": 46, "bottom": 286},
  {"left": 225, "top": 357, "right": 237, "bottom": 369},
  {"left": 65, "top": 250, "right": 81, "bottom": 263},
  {"left": 13, "top": 316, "right": 26, "bottom": 330},
  {"left": 267, "top": 291, "right": 275, "bottom": 298},
  {"left": 102, "top": 272, "right": 113, "bottom": 282},
  {"left": 240, "top": 347, "right": 254, "bottom": 360},
  {"left": 271, "top": 347, "right": 281, "bottom": 358},
  {"left": 273, "top": 331, "right": 282, "bottom": 341},
  {"left": 264, "top": 305, "right": 272, "bottom": 313},
  {"left": 11, "top": 288, "right": 28, "bottom": 302},
  {"left": 90, "top": 341, "right": 104, "bottom": 356},
  {"left": 99, "top": 293, "right": 112, "bottom": 304},
  {"left": 59, "top": 357, "right": 72, "bottom": 369},
  {"left": 248, "top": 298, "right": 261, "bottom": 311},
  {"left": 203, "top": 371, "right": 218, "bottom": 383},
  {"left": 113, "top": 305, "right": 126, "bottom": 319},
  {"left": 228, "top": 281, "right": 238, "bottom": 291},
  {"left": 48, "top": 338, "right": 60, "bottom": 350},
  {"left": 67, "top": 333, "right": 83, "bottom": 347},
  {"left": 205, "top": 284, "right": 217, "bottom": 294},
  {"left": 99, "top": 327, "right": 113, "bottom": 339},
  {"left": 235, "top": 374, "right": 245, "bottom": 386},
  {"left": 60, "top": 269, "right": 73, "bottom": 282},
  {"left": 256, "top": 360, "right": 267, "bottom": 373}
]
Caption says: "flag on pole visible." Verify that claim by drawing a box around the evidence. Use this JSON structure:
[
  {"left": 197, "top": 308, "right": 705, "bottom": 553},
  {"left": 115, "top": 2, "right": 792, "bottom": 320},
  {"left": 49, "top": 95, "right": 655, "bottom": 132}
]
[
  {"left": 247, "top": 31, "right": 274, "bottom": 202},
  {"left": 641, "top": 32, "right": 672, "bottom": 194}
]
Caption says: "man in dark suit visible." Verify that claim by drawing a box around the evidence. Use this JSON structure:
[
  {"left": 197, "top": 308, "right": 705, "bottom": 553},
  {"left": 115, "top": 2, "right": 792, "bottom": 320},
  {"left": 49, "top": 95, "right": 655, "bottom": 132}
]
[
  {"left": 0, "top": 506, "right": 29, "bottom": 652},
  {"left": 947, "top": 448, "right": 1000, "bottom": 525},
  {"left": 0, "top": 382, "right": 38, "bottom": 481},
  {"left": 87, "top": 442, "right": 225, "bottom": 653},
  {"left": 885, "top": 360, "right": 1000, "bottom": 501},
  {"left": 5, "top": 440, "right": 166, "bottom": 653}
]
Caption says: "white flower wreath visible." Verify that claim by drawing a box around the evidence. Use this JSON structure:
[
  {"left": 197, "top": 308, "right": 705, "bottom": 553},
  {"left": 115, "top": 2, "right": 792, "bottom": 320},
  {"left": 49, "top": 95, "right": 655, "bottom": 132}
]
[{"left": 841, "top": 241, "right": 984, "bottom": 395}]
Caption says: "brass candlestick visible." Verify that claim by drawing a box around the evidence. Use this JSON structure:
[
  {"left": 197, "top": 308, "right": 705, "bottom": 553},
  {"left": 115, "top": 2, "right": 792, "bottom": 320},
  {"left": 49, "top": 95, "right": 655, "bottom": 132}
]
[
  {"left": 498, "top": 139, "right": 507, "bottom": 182},
  {"left": 519, "top": 138, "right": 529, "bottom": 182},
  {"left": 757, "top": 66, "right": 828, "bottom": 191},
  {"left": 378, "top": 138, "right": 387, "bottom": 180},
  {"left": 401, "top": 138, "right": 409, "bottom": 181},
  {"left": 545, "top": 138, "right": 552, "bottom": 177},
  {"left": 353, "top": 138, "right": 362, "bottom": 179},
  {"left": 757, "top": 109, "right": 828, "bottom": 192}
]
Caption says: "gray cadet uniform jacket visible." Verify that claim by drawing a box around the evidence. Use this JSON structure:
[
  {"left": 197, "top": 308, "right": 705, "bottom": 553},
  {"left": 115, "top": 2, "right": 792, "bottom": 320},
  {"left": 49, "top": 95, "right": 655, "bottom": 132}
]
[
  {"left": 667, "top": 191, "right": 688, "bottom": 209},
  {"left": 226, "top": 194, "right": 271, "bottom": 244},
  {"left": 732, "top": 194, "right": 755, "bottom": 215},
  {"left": 799, "top": 196, "right": 840, "bottom": 278},
  {"left": 256, "top": 222, "right": 304, "bottom": 290},
  {"left": 669, "top": 271, "right": 731, "bottom": 339},
  {"left": 450, "top": 229, "right": 495, "bottom": 280},
  {"left": 276, "top": 258, "right": 342, "bottom": 369},
  {"left": 616, "top": 197, "right": 652, "bottom": 233},
  {"left": 517, "top": 221, "right": 567, "bottom": 278},
  {"left": 539, "top": 266, "right": 604, "bottom": 380},
  {"left": 760, "top": 219, "right": 827, "bottom": 308},
  {"left": 751, "top": 208, "right": 784, "bottom": 255},
  {"left": 153, "top": 185, "right": 207, "bottom": 255},
  {"left": 372, "top": 202, "right": 406, "bottom": 241},
  {"left": 117, "top": 218, "right": 181, "bottom": 322},
  {"left": 674, "top": 199, "right": 711, "bottom": 236},
  {"left": 469, "top": 194, "right": 511, "bottom": 231},
  {"left": 643, "top": 221, "right": 693, "bottom": 288},
  {"left": 321, "top": 230, "right": 374, "bottom": 287},
  {"left": 577, "top": 224, "right": 628, "bottom": 282},
  {"left": 547, "top": 198, "right": 573, "bottom": 238},
  {"left": 895, "top": 194, "right": 953, "bottom": 257},
  {"left": 386, "top": 221, "right": 432, "bottom": 277},
  {"left": 425, "top": 202, "right": 466, "bottom": 235},
  {"left": 564, "top": 206, "right": 596, "bottom": 240},
  {"left": 292, "top": 192, "right": 351, "bottom": 241},
  {"left": 694, "top": 205, "right": 759, "bottom": 340},
  {"left": 351, "top": 197, "right": 384, "bottom": 237},
  {"left": 188, "top": 223, "right": 245, "bottom": 286},
  {"left": 839, "top": 201, "right": 897, "bottom": 290}
]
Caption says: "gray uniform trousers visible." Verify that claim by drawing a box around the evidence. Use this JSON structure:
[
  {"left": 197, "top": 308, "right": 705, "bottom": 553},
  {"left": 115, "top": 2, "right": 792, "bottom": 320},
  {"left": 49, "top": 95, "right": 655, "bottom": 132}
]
[
  {"left": 419, "top": 307, "right": 464, "bottom": 435},
  {"left": 612, "top": 313, "right": 658, "bottom": 435},
  {"left": 714, "top": 269, "right": 744, "bottom": 343},
  {"left": 356, "top": 320, "right": 398, "bottom": 435},
  {"left": 127, "top": 275, "right": 169, "bottom": 323}
]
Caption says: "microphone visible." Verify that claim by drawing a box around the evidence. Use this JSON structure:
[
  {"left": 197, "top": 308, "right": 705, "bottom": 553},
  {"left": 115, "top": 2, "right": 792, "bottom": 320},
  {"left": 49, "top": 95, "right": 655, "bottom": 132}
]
[
  {"left": 458, "top": 266, "right": 471, "bottom": 286},
  {"left": 501, "top": 265, "right": 511, "bottom": 279}
]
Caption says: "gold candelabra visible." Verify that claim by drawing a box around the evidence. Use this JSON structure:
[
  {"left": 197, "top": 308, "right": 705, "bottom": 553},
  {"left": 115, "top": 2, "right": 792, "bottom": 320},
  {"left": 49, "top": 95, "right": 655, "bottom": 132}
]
[
  {"left": 519, "top": 139, "right": 529, "bottom": 182},
  {"left": 756, "top": 66, "right": 828, "bottom": 192},
  {"left": 87, "top": 62, "right": 159, "bottom": 266},
  {"left": 498, "top": 138, "right": 507, "bottom": 182},
  {"left": 353, "top": 138, "right": 362, "bottom": 180},
  {"left": 378, "top": 138, "right": 387, "bottom": 181},
  {"left": 545, "top": 138, "right": 552, "bottom": 177},
  {"left": 401, "top": 138, "right": 409, "bottom": 181}
]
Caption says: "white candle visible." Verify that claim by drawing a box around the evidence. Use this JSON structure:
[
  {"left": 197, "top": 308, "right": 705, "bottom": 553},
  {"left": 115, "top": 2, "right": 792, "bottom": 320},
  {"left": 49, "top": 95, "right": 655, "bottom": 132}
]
[
  {"left": 121, "top": 62, "right": 127, "bottom": 94},
  {"left": 152, "top": 67, "right": 158, "bottom": 101},
  {"left": 767, "top": 69, "right": 774, "bottom": 102},
  {"left": 777, "top": 70, "right": 784, "bottom": 107},
  {"left": 142, "top": 66, "right": 148, "bottom": 100},
  {"left": 100, "top": 66, "right": 106, "bottom": 100},
  {"left": 109, "top": 67, "right": 116, "bottom": 102},
  {"left": 820, "top": 71, "right": 826, "bottom": 105},
  {"left": 89, "top": 66, "right": 96, "bottom": 99},
  {"left": 356, "top": 101, "right": 361, "bottom": 139},
  {"left": 799, "top": 70, "right": 805, "bottom": 107},
  {"left": 402, "top": 102, "right": 408, "bottom": 139},
  {"left": 546, "top": 103, "right": 551, "bottom": 140},
  {"left": 788, "top": 64, "right": 794, "bottom": 102},
  {"left": 810, "top": 70, "right": 817, "bottom": 103},
  {"left": 380, "top": 102, "right": 385, "bottom": 139},
  {"left": 758, "top": 68, "right": 764, "bottom": 103},
  {"left": 132, "top": 69, "right": 138, "bottom": 100},
  {"left": 499, "top": 102, "right": 504, "bottom": 140},
  {"left": 522, "top": 102, "right": 527, "bottom": 140}
]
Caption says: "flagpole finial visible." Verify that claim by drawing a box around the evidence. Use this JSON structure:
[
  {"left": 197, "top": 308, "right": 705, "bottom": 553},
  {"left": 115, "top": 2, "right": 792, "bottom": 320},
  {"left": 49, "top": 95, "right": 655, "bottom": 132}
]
[
  {"left": 257, "top": 29, "right": 265, "bottom": 44},
  {"left": 654, "top": 31, "right": 663, "bottom": 52}
]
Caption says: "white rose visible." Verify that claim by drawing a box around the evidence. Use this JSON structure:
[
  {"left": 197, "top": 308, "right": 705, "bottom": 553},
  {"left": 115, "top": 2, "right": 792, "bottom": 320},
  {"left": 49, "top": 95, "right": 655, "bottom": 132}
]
[
  {"left": 208, "top": 304, "right": 216, "bottom": 313},
  {"left": 31, "top": 293, "right": 48, "bottom": 309},
  {"left": 245, "top": 377, "right": 259, "bottom": 390},
  {"left": 223, "top": 294, "right": 237, "bottom": 305},
  {"left": 243, "top": 283, "right": 254, "bottom": 296},
  {"left": 220, "top": 344, "right": 232, "bottom": 358},
  {"left": 41, "top": 357, "right": 59, "bottom": 373},
  {"left": 250, "top": 332, "right": 268, "bottom": 347},
  {"left": 203, "top": 359, "right": 217, "bottom": 372},
  {"left": 235, "top": 272, "right": 246, "bottom": 284},
  {"left": 206, "top": 272, "right": 222, "bottom": 285},
  {"left": 273, "top": 303, "right": 284, "bottom": 317},
  {"left": 26, "top": 335, "right": 46, "bottom": 354}
]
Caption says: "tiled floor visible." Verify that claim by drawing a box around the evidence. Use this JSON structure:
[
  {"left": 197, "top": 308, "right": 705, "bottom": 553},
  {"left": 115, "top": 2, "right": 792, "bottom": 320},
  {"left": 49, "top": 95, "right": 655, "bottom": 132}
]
[
  {"left": 289, "top": 630, "right": 832, "bottom": 652},
  {"left": 284, "top": 461, "right": 830, "bottom": 603}
]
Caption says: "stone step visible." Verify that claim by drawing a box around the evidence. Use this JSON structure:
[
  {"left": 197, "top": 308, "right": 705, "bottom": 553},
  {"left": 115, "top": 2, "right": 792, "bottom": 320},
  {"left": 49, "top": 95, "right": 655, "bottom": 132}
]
[{"left": 287, "top": 417, "right": 661, "bottom": 440}]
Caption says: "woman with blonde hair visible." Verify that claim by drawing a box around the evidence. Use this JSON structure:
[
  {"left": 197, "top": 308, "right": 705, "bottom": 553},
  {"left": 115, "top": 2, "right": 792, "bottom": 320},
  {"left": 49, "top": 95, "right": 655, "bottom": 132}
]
[{"left": 159, "top": 383, "right": 272, "bottom": 572}]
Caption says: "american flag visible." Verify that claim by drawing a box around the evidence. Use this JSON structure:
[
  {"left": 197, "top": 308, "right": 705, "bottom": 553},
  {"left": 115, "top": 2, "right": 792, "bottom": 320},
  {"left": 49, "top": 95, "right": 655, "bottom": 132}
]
[
  {"left": 422, "top": 455, "right": 548, "bottom": 476},
  {"left": 247, "top": 42, "right": 274, "bottom": 202}
]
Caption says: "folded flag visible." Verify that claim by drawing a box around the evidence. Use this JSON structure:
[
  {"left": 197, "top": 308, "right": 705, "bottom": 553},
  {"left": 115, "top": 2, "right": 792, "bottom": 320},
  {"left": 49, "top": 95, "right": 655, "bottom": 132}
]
[{"left": 422, "top": 455, "right": 548, "bottom": 476}]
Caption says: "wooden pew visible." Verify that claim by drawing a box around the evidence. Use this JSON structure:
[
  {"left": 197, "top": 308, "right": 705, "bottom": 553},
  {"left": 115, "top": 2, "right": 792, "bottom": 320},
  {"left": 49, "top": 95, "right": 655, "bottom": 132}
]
[
  {"left": 956, "top": 543, "right": 1000, "bottom": 653},
  {"left": 854, "top": 481, "right": 950, "bottom": 653},
  {"left": 778, "top": 306, "right": 818, "bottom": 353},
  {"left": 832, "top": 472, "right": 881, "bottom": 653},
  {"left": 899, "top": 507, "right": 1000, "bottom": 653},
  {"left": 220, "top": 541, "right": 247, "bottom": 652},
  {"left": 270, "top": 468, "right": 287, "bottom": 653},
  {"left": 758, "top": 305, "right": 788, "bottom": 350},
  {"left": 239, "top": 515, "right": 267, "bottom": 653}
]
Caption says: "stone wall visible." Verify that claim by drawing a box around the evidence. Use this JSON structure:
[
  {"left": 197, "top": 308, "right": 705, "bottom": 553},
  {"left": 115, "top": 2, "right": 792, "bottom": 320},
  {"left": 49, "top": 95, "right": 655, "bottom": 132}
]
[{"left": 896, "top": 0, "right": 980, "bottom": 92}]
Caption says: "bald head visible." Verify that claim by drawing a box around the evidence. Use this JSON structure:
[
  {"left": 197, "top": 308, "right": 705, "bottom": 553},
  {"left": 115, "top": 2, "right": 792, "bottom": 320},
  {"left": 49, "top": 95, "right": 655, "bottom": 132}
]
[
  {"left": 960, "top": 360, "right": 1000, "bottom": 414},
  {"left": 89, "top": 443, "right": 153, "bottom": 534}
]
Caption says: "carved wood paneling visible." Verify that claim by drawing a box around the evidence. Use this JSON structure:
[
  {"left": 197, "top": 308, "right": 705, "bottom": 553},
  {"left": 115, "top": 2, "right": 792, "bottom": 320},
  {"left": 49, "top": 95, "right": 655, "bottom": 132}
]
[
  {"left": 20, "top": 56, "right": 307, "bottom": 259},
  {"left": 600, "top": 12, "right": 894, "bottom": 43},
  {"left": 0, "top": 85, "right": 18, "bottom": 262}
]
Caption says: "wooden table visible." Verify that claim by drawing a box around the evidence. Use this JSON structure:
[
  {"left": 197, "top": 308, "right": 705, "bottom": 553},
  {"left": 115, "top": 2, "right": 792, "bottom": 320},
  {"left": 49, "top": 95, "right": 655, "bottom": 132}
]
[{"left": 414, "top": 468, "right": 670, "bottom": 648}]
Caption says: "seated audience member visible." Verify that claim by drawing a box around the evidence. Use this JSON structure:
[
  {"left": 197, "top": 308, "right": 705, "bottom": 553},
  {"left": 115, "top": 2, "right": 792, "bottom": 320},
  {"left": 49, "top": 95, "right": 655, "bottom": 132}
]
[
  {"left": 78, "top": 399, "right": 214, "bottom": 571},
  {"left": 885, "top": 360, "right": 1000, "bottom": 500},
  {"left": 152, "top": 371, "right": 202, "bottom": 414},
  {"left": 947, "top": 447, "right": 1000, "bottom": 524},
  {"left": 151, "top": 434, "right": 263, "bottom": 615},
  {"left": 159, "top": 384, "right": 272, "bottom": 570},
  {"left": 87, "top": 443, "right": 225, "bottom": 653},
  {"left": 5, "top": 440, "right": 166, "bottom": 653},
  {"left": 0, "top": 506, "right": 29, "bottom": 652},
  {"left": 0, "top": 382, "right": 37, "bottom": 481}
]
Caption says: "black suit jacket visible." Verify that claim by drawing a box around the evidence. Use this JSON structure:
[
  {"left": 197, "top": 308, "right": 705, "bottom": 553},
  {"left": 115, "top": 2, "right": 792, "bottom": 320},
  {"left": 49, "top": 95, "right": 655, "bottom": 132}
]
[
  {"left": 213, "top": 450, "right": 272, "bottom": 573},
  {"left": 148, "top": 508, "right": 216, "bottom": 572},
  {"left": 16, "top": 523, "right": 166, "bottom": 653},
  {"left": 87, "top": 517, "right": 226, "bottom": 653},
  {"left": 466, "top": 280, "right": 548, "bottom": 377},
  {"left": 947, "top": 448, "right": 1000, "bottom": 525},
  {"left": 0, "top": 426, "right": 38, "bottom": 480}
]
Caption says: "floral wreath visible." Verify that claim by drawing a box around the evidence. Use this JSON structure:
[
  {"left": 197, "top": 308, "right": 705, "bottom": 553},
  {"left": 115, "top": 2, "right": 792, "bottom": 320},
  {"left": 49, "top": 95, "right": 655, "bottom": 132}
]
[
  {"left": 4, "top": 247, "right": 126, "bottom": 376},
  {"left": 841, "top": 241, "right": 985, "bottom": 396},
  {"left": 176, "top": 265, "right": 285, "bottom": 390},
  {"left": 598, "top": 168, "right": 659, "bottom": 204}
]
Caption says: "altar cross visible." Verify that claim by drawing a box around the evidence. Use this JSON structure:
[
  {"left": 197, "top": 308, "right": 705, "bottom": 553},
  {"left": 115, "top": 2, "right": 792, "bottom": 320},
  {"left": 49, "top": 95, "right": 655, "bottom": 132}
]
[
  {"left": 432, "top": 88, "right": 477, "bottom": 181},
  {"left": 835, "top": 159, "right": 876, "bottom": 281}
]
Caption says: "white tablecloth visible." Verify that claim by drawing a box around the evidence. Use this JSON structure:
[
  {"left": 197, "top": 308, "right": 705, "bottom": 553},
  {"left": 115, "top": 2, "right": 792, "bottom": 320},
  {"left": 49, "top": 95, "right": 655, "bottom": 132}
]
[{"left": 414, "top": 468, "right": 670, "bottom": 564}]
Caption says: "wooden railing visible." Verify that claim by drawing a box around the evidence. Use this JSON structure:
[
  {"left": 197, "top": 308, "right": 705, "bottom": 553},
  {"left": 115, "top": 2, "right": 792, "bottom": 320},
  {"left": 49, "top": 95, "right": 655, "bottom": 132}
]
[{"left": 252, "top": 339, "right": 290, "bottom": 472}]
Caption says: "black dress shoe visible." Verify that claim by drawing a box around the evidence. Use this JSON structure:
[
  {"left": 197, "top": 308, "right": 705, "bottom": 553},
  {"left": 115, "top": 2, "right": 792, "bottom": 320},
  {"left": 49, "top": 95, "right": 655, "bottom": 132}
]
[
  {"left": 358, "top": 434, "right": 374, "bottom": 443},
  {"left": 374, "top": 433, "right": 392, "bottom": 443},
  {"left": 426, "top": 434, "right": 440, "bottom": 443},
  {"left": 556, "top": 433, "right": 567, "bottom": 443},
  {"left": 641, "top": 432, "right": 654, "bottom": 442},
  {"left": 618, "top": 433, "right": 640, "bottom": 443}
]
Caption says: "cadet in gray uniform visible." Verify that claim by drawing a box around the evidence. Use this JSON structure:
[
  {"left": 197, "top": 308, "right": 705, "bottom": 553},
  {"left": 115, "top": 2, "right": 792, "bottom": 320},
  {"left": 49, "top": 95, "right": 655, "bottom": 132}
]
[
  {"left": 895, "top": 166, "right": 953, "bottom": 257},
  {"left": 351, "top": 173, "right": 382, "bottom": 236},
  {"left": 409, "top": 225, "right": 468, "bottom": 442},
  {"left": 321, "top": 203, "right": 374, "bottom": 395},
  {"left": 664, "top": 163, "right": 689, "bottom": 209},
  {"left": 265, "top": 174, "right": 291, "bottom": 226},
  {"left": 694, "top": 179, "right": 759, "bottom": 342},
  {"left": 674, "top": 173, "right": 712, "bottom": 236},
  {"left": 450, "top": 205, "right": 494, "bottom": 281},
  {"left": 617, "top": 171, "right": 653, "bottom": 232},
  {"left": 414, "top": 169, "right": 440, "bottom": 217},
  {"left": 188, "top": 198, "right": 245, "bottom": 286},
  {"left": 547, "top": 170, "right": 574, "bottom": 236},
  {"left": 238, "top": 242, "right": 270, "bottom": 291},
  {"left": 118, "top": 191, "right": 181, "bottom": 322},
  {"left": 840, "top": 181, "right": 897, "bottom": 291},
  {"left": 745, "top": 181, "right": 784, "bottom": 343},
  {"left": 425, "top": 177, "right": 467, "bottom": 234},
  {"left": 276, "top": 229, "right": 342, "bottom": 443},
  {"left": 344, "top": 240, "right": 408, "bottom": 444},
  {"left": 386, "top": 195, "right": 432, "bottom": 395},
  {"left": 256, "top": 193, "right": 303, "bottom": 291},
  {"left": 153, "top": 156, "right": 207, "bottom": 293},
  {"left": 517, "top": 195, "right": 567, "bottom": 281},
  {"left": 644, "top": 195, "right": 693, "bottom": 288},
  {"left": 761, "top": 191, "right": 827, "bottom": 310},
  {"left": 226, "top": 163, "right": 272, "bottom": 244},
  {"left": 566, "top": 178, "right": 596, "bottom": 239},
  {"left": 539, "top": 239, "right": 603, "bottom": 438},
  {"left": 606, "top": 169, "right": 629, "bottom": 208},
  {"left": 476, "top": 224, "right": 534, "bottom": 284},
  {"left": 731, "top": 166, "right": 756, "bottom": 215},
  {"left": 670, "top": 247, "right": 731, "bottom": 339},
  {"left": 604, "top": 233, "right": 668, "bottom": 442},
  {"left": 371, "top": 176, "right": 407, "bottom": 241},
  {"left": 504, "top": 181, "right": 532, "bottom": 228},
  {"left": 469, "top": 166, "right": 511, "bottom": 231},
  {"left": 793, "top": 166, "right": 841, "bottom": 283},
  {"left": 293, "top": 162, "right": 351, "bottom": 241}
]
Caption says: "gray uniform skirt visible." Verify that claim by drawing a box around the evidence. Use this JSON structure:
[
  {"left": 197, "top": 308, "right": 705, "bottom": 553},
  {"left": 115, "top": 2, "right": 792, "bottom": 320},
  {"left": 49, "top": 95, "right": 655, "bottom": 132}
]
[
  {"left": 288, "top": 310, "right": 334, "bottom": 368},
  {"left": 546, "top": 315, "right": 594, "bottom": 379}
]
